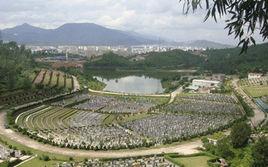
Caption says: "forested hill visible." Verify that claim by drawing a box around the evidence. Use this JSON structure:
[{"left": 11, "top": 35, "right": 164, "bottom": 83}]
[
  {"left": 86, "top": 43, "right": 268, "bottom": 76},
  {"left": 202, "top": 42, "right": 268, "bottom": 75},
  {"left": 86, "top": 50, "right": 203, "bottom": 69}
]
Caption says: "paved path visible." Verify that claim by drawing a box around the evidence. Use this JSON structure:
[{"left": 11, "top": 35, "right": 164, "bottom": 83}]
[
  {"left": 169, "top": 87, "right": 183, "bottom": 104},
  {"left": 14, "top": 155, "right": 37, "bottom": 167},
  {"left": 232, "top": 79, "right": 266, "bottom": 127},
  {"left": 0, "top": 112, "right": 201, "bottom": 158}
]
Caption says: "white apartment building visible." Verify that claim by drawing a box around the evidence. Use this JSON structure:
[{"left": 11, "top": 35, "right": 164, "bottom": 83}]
[{"left": 248, "top": 73, "right": 263, "bottom": 79}]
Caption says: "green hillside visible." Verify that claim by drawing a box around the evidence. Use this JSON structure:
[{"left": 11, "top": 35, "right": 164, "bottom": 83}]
[
  {"left": 202, "top": 43, "right": 268, "bottom": 75},
  {"left": 138, "top": 49, "right": 203, "bottom": 69},
  {"left": 86, "top": 43, "right": 268, "bottom": 76},
  {"left": 86, "top": 52, "right": 132, "bottom": 68}
]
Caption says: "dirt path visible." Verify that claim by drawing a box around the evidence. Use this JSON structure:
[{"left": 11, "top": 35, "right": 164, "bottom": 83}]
[
  {"left": 232, "top": 79, "right": 266, "bottom": 127},
  {"left": 0, "top": 112, "right": 201, "bottom": 158},
  {"left": 72, "top": 75, "right": 80, "bottom": 91}
]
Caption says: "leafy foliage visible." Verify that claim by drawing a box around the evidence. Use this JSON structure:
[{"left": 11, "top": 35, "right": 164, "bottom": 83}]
[
  {"left": 230, "top": 122, "right": 251, "bottom": 148},
  {"left": 138, "top": 50, "right": 203, "bottom": 69},
  {"left": 86, "top": 43, "right": 268, "bottom": 76},
  {"left": 0, "top": 42, "right": 35, "bottom": 91},
  {"left": 180, "top": 0, "right": 268, "bottom": 53},
  {"left": 87, "top": 49, "right": 203, "bottom": 69},
  {"left": 86, "top": 52, "right": 132, "bottom": 68},
  {"left": 252, "top": 137, "right": 268, "bottom": 167},
  {"left": 202, "top": 42, "right": 268, "bottom": 75},
  {"left": 216, "top": 137, "right": 235, "bottom": 160}
]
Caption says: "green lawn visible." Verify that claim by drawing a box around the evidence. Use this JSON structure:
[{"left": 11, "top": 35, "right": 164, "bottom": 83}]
[
  {"left": 19, "top": 157, "right": 63, "bottom": 167},
  {"left": 243, "top": 86, "right": 268, "bottom": 97},
  {"left": 171, "top": 156, "right": 212, "bottom": 167}
]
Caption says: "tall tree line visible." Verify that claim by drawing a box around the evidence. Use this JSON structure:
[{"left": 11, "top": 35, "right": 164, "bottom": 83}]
[{"left": 0, "top": 42, "right": 35, "bottom": 91}]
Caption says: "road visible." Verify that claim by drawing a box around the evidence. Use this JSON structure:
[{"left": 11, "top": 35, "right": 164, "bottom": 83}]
[
  {"left": 0, "top": 112, "right": 201, "bottom": 158},
  {"left": 232, "top": 79, "right": 266, "bottom": 127},
  {"left": 88, "top": 88, "right": 170, "bottom": 98}
]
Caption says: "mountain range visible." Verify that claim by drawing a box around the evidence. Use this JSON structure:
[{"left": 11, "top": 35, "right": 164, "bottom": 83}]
[{"left": 0, "top": 23, "right": 232, "bottom": 48}]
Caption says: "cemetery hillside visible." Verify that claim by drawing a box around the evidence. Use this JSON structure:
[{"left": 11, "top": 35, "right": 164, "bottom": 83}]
[
  {"left": 0, "top": 42, "right": 268, "bottom": 166},
  {"left": 2, "top": 0, "right": 268, "bottom": 166}
]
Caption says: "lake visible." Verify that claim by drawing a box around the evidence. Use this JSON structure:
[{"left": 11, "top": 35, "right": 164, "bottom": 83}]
[{"left": 94, "top": 75, "right": 165, "bottom": 94}]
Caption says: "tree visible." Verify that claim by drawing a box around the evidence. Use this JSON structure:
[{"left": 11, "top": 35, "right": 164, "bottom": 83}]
[
  {"left": 216, "top": 137, "right": 235, "bottom": 160},
  {"left": 180, "top": 0, "right": 268, "bottom": 53},
  {"left": 230, "top": 122, "right": 251, "bottom": 148},
  {"left": 252, "top": 137, "right": 268, "bottom": 167}
]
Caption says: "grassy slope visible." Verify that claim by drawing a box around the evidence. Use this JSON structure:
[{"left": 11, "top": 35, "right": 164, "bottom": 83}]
[
  {"left": 243, "top": 86, "right": 268, "bottom": 97},
  {"left": 172, "top": 156, "right": 212, "bottom": 167}
]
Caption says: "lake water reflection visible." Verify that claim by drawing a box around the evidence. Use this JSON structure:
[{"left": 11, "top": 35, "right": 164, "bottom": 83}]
[{"left": 95, "top": 75, "right": 164, "bottom": 94}]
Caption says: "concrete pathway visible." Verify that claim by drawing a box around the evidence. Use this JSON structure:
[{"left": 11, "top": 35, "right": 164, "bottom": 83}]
[{"left": 232, "top": 79, "right": 266, "bottom": 127}]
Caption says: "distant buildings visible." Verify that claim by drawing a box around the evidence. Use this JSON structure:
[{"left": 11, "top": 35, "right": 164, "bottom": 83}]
[
  {"left": 26, "top": 44, "right": 207, "bottom": 58},
  {"left": 248, "top": 73, "right": 263, "bottom": 79}
]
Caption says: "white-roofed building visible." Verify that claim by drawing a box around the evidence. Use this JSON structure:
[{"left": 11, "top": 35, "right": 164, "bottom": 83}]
[{"left": 192, "top": 79, "right": 221, "bottom": 88}]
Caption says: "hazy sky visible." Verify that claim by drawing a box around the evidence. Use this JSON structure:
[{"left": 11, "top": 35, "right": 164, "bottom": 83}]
[{"left": 0, "top": 0, "right": 242, "bottom": 44}]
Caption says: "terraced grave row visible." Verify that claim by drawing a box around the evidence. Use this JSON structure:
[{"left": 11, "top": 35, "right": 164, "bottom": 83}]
[
  {"left": 0, "top": 89, "right": 62, "bottom": 106},
  {"left": 33, "top": 69, "right": 73, "bottom": 90},
  {"left": 14, "top": 93, "right": 244, "bottom": 150}
]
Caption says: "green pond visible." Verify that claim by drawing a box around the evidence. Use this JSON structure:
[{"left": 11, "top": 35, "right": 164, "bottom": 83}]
[{"left": 94, "top": 75, "right": 165, "bottom": 94}]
